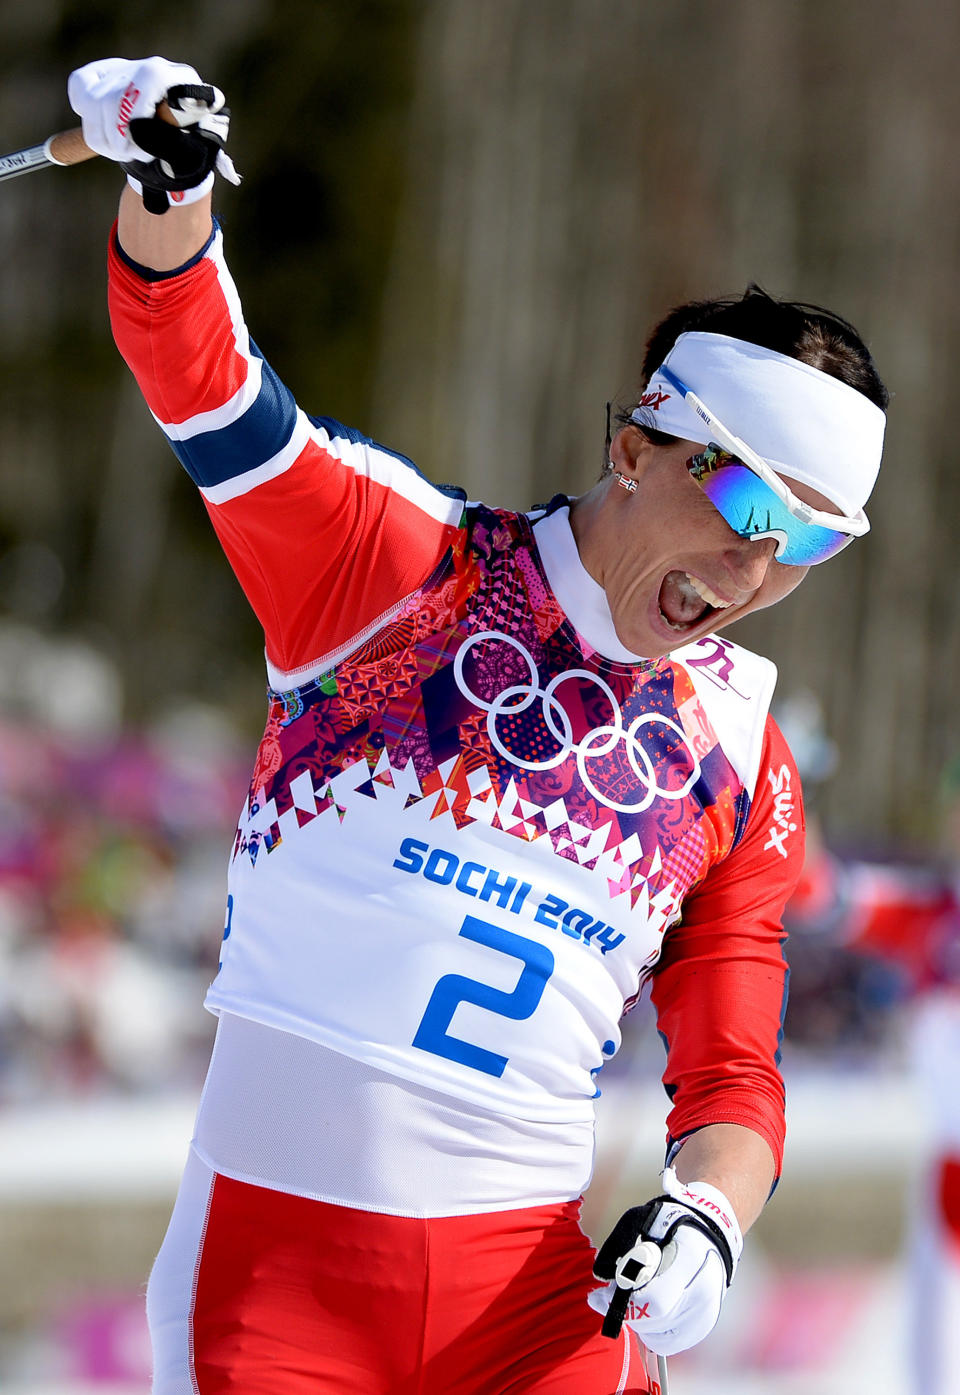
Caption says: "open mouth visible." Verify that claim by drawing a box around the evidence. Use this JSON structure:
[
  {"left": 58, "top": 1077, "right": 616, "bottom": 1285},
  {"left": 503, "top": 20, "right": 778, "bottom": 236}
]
[{"left": 658, "top": 570, "right": 735, "bottom": 633}]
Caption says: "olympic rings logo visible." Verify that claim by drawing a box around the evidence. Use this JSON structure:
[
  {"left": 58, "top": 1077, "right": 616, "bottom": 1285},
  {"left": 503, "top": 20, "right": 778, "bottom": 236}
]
[{"left": 453, "top": 631, "right": 701, "bottom": 814}]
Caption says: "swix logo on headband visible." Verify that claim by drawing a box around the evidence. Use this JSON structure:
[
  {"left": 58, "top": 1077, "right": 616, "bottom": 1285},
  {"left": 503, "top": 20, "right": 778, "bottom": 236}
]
[
  {"left": 639, "top": 389, "right": 670, "bottom": 410},
  {"left": 117, "top": 82, "right": 140, "bottom": 137}
]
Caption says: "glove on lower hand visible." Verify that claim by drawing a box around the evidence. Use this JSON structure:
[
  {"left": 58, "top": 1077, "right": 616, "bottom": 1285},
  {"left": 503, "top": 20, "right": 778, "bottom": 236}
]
[
  {"left": 588, "top": 1166, "right": 743, "bottom": 1357},
  {"left": 67, "top": 56, "right": 240, "bottom": 213}
]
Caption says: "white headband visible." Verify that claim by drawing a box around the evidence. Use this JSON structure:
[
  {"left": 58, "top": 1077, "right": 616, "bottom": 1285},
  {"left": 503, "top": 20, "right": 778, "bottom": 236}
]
[{"left": 632, "top": 331, "right": 885, "bottom": 517}]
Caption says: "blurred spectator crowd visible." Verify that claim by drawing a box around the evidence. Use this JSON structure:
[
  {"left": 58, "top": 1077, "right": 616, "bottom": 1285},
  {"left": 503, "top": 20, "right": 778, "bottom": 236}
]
[
  {"left": 775, "top": 692, "right": 960, "bottom": 1068},
  {"left": 0, "top": 622, "right": 248, "bottom": 1102}
]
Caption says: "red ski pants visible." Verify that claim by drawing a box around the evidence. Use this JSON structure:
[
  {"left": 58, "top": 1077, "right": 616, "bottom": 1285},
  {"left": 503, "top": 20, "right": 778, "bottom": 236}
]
[{"left": 147, "top": 1148, "right": 654, "bottom": 1393}]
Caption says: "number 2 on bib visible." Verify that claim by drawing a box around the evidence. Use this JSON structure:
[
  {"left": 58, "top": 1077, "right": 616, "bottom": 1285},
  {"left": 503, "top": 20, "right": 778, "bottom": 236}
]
[{"left": 412, "top": 916, "right": 555, "bottom": 1077}]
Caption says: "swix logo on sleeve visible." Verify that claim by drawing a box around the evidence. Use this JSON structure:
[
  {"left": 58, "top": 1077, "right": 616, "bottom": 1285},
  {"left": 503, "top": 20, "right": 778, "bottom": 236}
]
[
  {"left": 764, "top": 763, "right": 798, "bottom": 858},
  {"left": 117, "top": 83, "right": 140, "bottom": 137}
]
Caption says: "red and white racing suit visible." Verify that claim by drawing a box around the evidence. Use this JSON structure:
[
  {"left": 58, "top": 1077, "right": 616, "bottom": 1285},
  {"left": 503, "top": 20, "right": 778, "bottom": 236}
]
[{"left": 109, "top": 220, "right": 804, "bottom": 1395}]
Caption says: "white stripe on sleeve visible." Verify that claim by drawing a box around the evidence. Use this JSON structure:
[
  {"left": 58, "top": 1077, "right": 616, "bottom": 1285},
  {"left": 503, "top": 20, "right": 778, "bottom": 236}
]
[{"left": 199, "top": 409, "right": 313, "bottom": 504}]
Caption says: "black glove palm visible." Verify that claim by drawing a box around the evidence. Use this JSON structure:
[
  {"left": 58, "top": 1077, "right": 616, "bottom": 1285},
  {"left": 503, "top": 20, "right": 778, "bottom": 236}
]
[{"left": 120, "top": 84, "right": 230, "bottom": 215}]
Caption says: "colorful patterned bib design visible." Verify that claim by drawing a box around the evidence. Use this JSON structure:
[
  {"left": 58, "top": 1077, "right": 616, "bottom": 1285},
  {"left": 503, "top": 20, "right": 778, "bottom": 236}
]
[{"left": 235, "top": 505, "right": 747, "bottom": 933}]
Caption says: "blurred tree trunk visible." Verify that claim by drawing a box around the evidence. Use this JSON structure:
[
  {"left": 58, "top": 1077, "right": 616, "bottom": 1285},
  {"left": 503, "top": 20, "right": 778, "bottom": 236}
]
[
  {"left": 371, "top": 0, "right": 649, "bottom": 504},
  {"left": 372, "top": 0, "right": 959, "bottom": 845}
]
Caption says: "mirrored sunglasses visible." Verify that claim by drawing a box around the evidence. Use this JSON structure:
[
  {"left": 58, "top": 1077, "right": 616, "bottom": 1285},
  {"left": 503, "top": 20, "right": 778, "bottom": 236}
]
[
  {"left": 656, "top": 364, "right": 870, "bottom": 567},
  {"left": 688, "top": 445, "right": 856, "bottom": 565}
]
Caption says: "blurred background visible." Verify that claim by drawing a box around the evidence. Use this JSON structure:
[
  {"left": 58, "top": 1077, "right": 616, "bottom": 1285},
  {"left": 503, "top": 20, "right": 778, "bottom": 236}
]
[{"left": 1, "top": 1, "right": 959, "bottom": 1391}]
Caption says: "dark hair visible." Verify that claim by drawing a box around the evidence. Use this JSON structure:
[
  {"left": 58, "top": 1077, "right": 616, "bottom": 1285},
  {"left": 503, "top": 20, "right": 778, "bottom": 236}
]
[{"left": 610, "top": 282, "right": 889, "bottom": 456}]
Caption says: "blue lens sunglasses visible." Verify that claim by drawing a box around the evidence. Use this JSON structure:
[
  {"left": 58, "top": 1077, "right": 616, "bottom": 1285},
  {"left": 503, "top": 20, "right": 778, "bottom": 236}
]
[{"left": 656, "top": 364, "right": 870, "bottom": 566}]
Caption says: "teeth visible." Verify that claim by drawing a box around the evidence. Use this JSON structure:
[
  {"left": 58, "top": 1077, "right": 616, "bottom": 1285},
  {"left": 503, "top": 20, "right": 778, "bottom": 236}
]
[
  {"left": 662, "top": 614, "right": 688, "bottom": 632},
  {"left": 686, "top": 573, "right": 734, "bottom": 609}
]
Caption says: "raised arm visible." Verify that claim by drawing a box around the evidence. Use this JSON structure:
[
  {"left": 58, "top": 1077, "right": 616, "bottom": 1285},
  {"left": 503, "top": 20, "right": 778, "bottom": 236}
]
[
  {"left": 72, "top": 56, "right": 464, "bottom": 686},
  {"left": 117, "top": 181, "right": 213, "bottom": 272}
]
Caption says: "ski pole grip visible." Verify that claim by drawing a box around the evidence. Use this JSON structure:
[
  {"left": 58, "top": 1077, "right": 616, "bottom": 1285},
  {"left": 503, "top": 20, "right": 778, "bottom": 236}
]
[
  {"left": 45, "top": 127, "right": 97, "bottom": 167},
  {"left": 45, "top": 101, "right": 176, "bottom": 167}
]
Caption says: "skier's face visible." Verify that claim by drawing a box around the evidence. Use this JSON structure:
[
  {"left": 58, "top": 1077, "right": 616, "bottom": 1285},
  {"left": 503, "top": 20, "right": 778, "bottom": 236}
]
[{"left": 571, "top": 427, "right": 832, "bottom": 660}]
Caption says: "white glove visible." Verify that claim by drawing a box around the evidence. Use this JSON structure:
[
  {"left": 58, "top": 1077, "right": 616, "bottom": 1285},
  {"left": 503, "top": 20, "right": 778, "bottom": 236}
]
[
  {"left": 588, "top": 1167, "right": 743, "bottom": 1357},
  {"left": 68, "top": 56, "right": 207, "bottom": 164},
  {"left": 67, "top": 57, "right": 240, "bottom": 213}
]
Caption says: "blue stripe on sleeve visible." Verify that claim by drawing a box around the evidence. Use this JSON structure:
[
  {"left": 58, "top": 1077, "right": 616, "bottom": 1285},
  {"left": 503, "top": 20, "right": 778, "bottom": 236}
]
[{"left": 169, "top": 341, "right": 299, "bottom": 488}]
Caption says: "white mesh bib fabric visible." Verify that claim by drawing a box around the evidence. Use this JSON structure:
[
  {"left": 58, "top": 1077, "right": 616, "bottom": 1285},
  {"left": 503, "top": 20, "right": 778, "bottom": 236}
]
[{"left": 193, "top": 1013, "right": 598, "bottom": 1216}]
